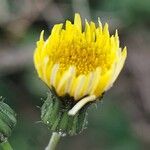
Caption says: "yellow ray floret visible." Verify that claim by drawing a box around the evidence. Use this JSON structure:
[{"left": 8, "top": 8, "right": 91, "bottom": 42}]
[{"left": 34, "top": 13, "right": 127, "bottom": 101}]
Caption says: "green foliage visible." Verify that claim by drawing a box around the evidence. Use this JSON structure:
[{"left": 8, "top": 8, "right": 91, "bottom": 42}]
[
  {"left": 0, "top": 101, "right": 17, "bottom": 142},
  {"left": 87, "top": 97, "right": 142, "bottom": 150}
]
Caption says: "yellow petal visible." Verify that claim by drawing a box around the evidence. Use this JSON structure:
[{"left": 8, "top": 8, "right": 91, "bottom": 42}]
[{"left": 74, "top": 13, "right": 82, "bottom": 31}]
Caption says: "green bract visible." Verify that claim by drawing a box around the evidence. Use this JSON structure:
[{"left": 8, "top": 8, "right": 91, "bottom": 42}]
[{"left": 41, "top": 89, "right": 89, "bottom": 136}]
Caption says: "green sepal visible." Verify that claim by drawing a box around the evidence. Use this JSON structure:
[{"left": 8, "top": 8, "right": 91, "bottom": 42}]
[
  {"left": 0, "top": 101, "right": 17, "bottom": 142},
  {"left": 41, "top": 90, "right": 89, "bottom": 136}
]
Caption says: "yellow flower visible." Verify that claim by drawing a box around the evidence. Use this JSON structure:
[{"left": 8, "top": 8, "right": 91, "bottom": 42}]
[{"left": 34, "top": 13, "right": 127, "bottom": 102}]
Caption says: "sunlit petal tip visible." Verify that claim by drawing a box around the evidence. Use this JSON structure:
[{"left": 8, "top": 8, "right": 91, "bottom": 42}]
[
  {"left": 104, "top": 23, "right": 109, "bottom": 30},
  {"left": 98, "top": 17, "right": 102, "bottom": 27},
  {"left": 40, "top": 30, "right": 44, "bottom": 41},
  {"left": 85, "top": 18, "right": 90, "bottom": 25},
  {"left": 74, "top": 13, "right": 81, "bottom": 23},
  {"left": 123, "top": 46, "right": 127, "bottom": 56},
  {"left": 115, "top": 29, "right": 118, "bottom": 36}
]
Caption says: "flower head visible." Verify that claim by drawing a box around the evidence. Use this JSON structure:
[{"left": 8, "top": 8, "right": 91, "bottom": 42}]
[{"left": 34, "top": 13, "right": 127, "bottom": 101}]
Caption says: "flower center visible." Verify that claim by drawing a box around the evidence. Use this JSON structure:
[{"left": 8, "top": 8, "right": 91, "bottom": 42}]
[{"left": 50, "top": 39, "right": 115, "bottom": 75}]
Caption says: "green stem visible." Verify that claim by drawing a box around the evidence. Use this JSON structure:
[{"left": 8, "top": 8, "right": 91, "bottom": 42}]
[
  {"left": 45, "top": 132, "right": 61, "bottom": 150},
  {"left": 0, "top": 140, "right": 13, "bottom": 150}
]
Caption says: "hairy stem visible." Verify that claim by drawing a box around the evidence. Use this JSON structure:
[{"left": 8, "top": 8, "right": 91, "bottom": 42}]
[{"left": 45, "top": 132, "right": 61, "bottom": 150}]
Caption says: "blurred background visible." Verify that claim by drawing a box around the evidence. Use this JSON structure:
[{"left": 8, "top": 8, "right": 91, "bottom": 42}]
[{"left": 0, "top": 0, "right": 150, "bottom": 149}]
